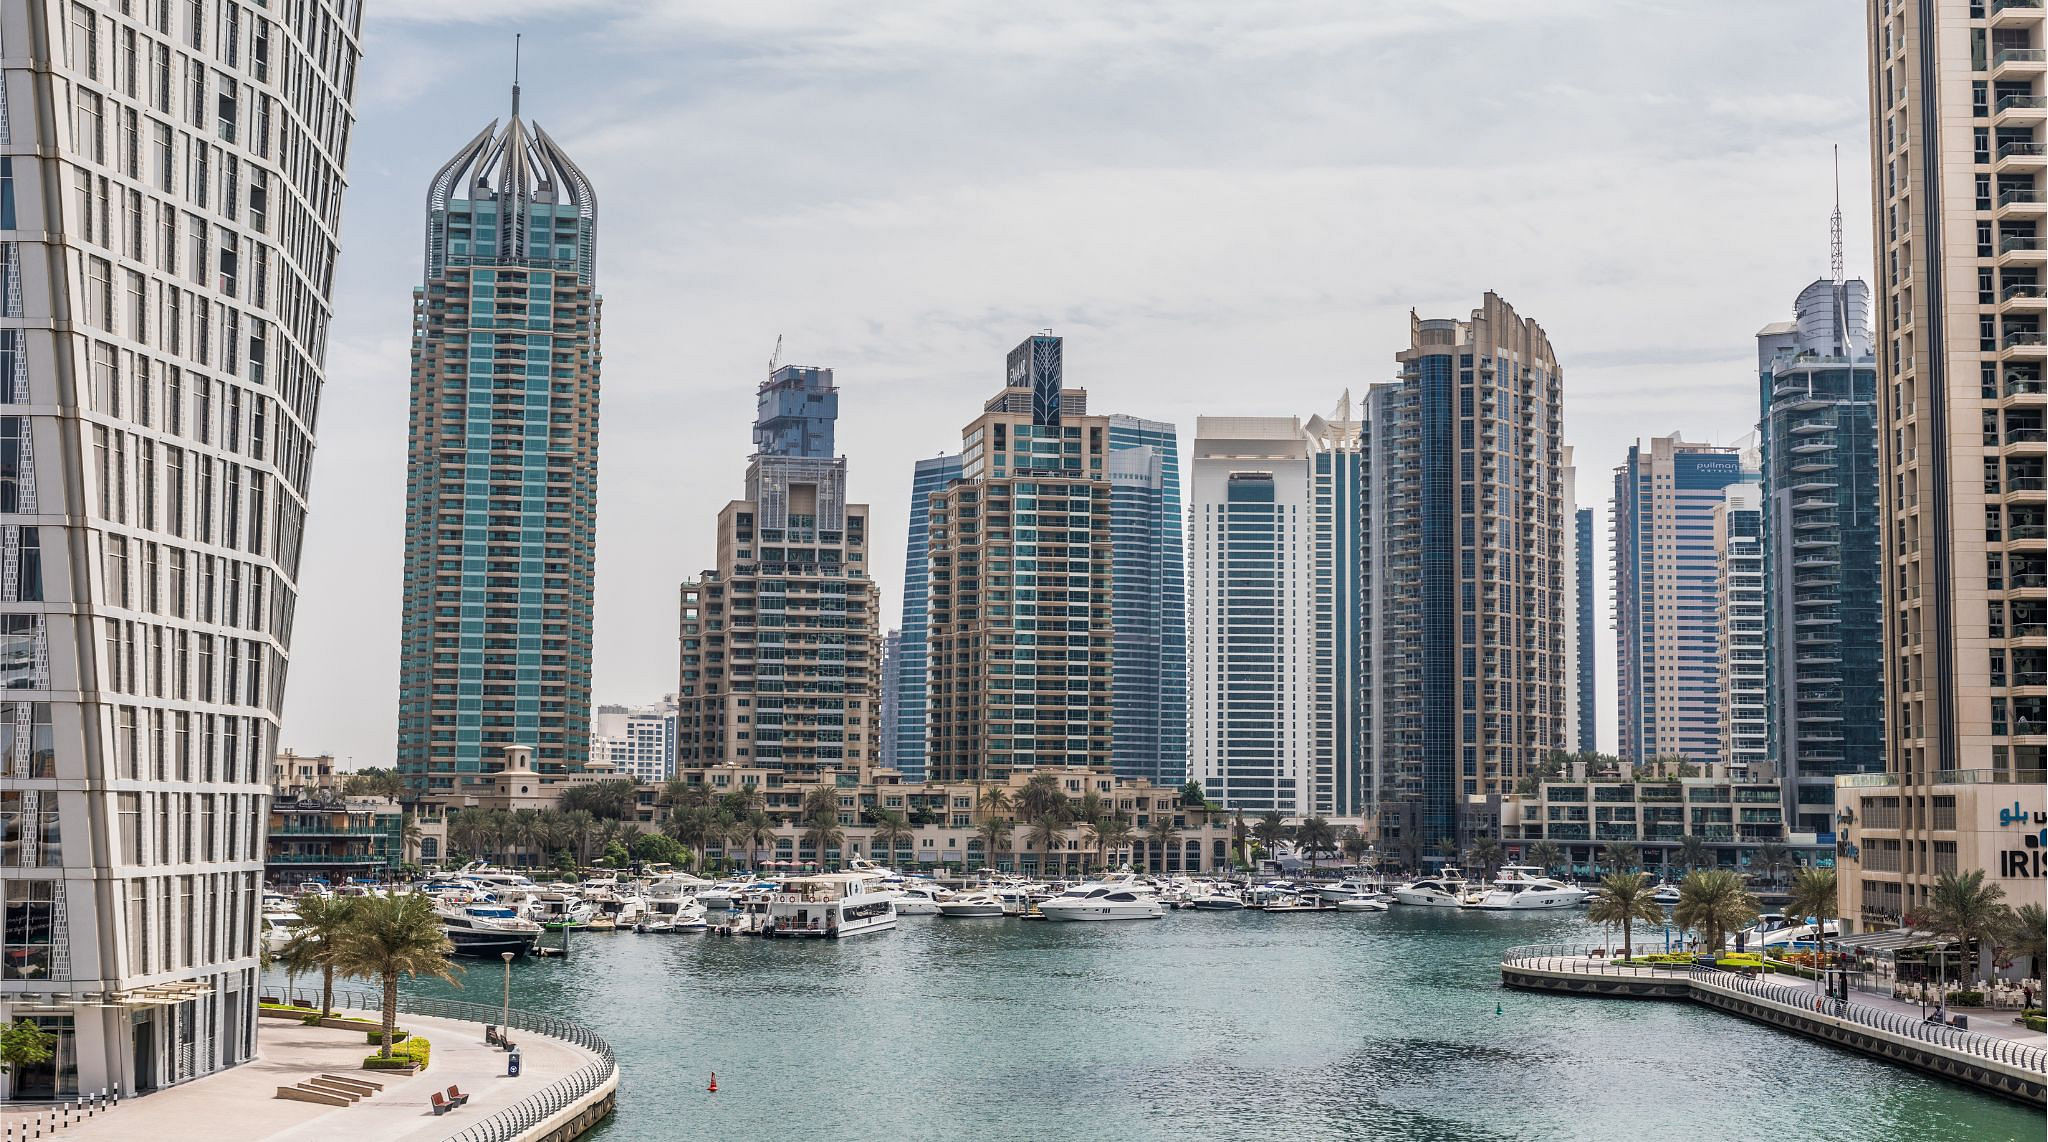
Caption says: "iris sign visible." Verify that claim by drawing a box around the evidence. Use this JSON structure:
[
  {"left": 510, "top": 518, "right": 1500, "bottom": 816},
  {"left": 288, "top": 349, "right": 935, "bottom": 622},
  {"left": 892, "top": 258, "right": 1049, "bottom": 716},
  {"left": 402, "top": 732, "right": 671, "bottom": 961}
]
[{"left": 1995, "top": 802, "right": 2046, "bottom": 878}]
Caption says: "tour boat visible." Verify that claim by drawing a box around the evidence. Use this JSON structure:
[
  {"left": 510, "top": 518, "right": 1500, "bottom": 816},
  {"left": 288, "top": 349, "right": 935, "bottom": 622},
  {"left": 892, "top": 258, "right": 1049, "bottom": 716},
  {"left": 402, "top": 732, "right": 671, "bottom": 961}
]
[
  {"left": 437, "top": 902, "right": 543, "bottom": 957},
  {"left": 1036, "top": 881, "right": 1166, "bottom": 922},
  {"left": 936, "top": 890, "right": 1008, "bottom": 918},
  {"left": 1391, "top": 869, "right": 1468, "bottom": 907},
  {"left": 763, "top": 873, "right": 898, "bottom": 938}
]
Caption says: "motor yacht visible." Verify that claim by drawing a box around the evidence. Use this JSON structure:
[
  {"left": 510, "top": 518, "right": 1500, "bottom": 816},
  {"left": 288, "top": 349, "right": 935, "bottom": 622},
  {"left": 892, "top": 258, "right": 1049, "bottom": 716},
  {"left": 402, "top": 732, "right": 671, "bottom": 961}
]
[
  {"left": 936, "top": 890, "right": 1008, "bottom": 918},
  {"left": 1392, "top": 869, "right": 1468, "bottom": 907},
  {"left": 1185, "top": 887, "right": 1247, "bottom": 911},
  {"left": 636, "top": 895, "right": 710, "bottom": 933},
  {"left": 437, "top": 901, "right": 543, "bottom": 957},
  {"left": 530, "top": 891, "right": 598, "bottom": 930},
  {"left": 763, "top": 873, "right": 898, "bottom": 938},
  {"left": 890, "top": 884, "right": 952, "bottom": 916},
  {"left": 1736, "top": 916, "right": 1840, "bottom": 950},
  {"left": 1649, "top": 882, "right": 1682, "bottom": 907},
  {"left": 1461, "top": 874, "right": 1588, "bottom": 911},
  {"left": 1314, "top": 878, "right": 1380, "bottom": 904},
  {"left": 1334, "top": 895, "right": 1390, "bottom": 912},
  {"left": 1036, "top": 881, "right": 1165, "bottom": 922},
  {"left": 261, "top": 908, "right": 304, "bottom": 953}
]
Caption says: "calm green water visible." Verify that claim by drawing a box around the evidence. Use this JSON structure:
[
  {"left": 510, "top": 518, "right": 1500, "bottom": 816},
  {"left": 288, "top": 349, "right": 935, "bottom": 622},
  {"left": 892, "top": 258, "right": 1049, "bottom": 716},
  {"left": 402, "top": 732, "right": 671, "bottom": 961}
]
[{"left": 395, "top": 909, "right": 2039, "bottom": 1141}]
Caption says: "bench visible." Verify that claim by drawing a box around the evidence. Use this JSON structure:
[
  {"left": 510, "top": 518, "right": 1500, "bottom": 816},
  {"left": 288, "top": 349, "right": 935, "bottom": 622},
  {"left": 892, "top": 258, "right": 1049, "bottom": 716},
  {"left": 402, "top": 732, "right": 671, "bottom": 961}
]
[{"left": 446, "top": 1084, "right": 470, "bottom": 1108}]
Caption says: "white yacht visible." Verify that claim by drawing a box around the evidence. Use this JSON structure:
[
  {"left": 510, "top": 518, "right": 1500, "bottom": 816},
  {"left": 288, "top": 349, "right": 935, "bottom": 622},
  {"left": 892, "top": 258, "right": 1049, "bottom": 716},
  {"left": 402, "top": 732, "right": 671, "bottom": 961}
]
[
  {"left": 530, "top": 892, "right": 597, "bottom": 930},
  {"left": 636, "top": 895, "right": 709, "bottom": 933},
  {"left": 763, "top": 873, "right": 898, "bottom": 938},
  {"left": 1462, "top": 875, "right": 1588, "bottom": 911},
  {"left": 1392, "top": 869, "right": 1468, "bottom": 907},
  {"left": 936, "top": 890, "right": 1008, "bottom": 918},
  {"left": 1649, "top": 882, "right": 1682, "bottom": 907},
  {"left": 1737, "top": 917, "right": 1840, "bottom": 950},
  {"left": 1036, "top": 880, "right": 1165, "bottom": 922},
  {"left": 890, "top": 884, "right": 952, "bottom": 916},
  {"left": 1334, "top": 895, "right": 1390, "bottom": 912},
  {"left": 261, "top": 908, "right": 305, "bottom": 953},
  {"left": 1314, "top": 877, "right": 1379, "bottom": 904}
]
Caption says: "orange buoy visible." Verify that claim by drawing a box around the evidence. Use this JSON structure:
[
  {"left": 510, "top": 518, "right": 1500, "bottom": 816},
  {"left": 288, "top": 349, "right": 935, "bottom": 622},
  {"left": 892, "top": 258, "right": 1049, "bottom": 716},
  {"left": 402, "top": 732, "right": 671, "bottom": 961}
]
[{"left": 708, "top": 1071, "right": 718, "bottom": 1093}]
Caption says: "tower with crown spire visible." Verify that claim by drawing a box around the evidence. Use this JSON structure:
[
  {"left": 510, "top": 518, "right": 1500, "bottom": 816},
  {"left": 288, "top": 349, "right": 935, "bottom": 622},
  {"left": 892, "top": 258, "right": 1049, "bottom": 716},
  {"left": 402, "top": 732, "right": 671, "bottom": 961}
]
[{"left": 397, "top": 81, "right": 602, "bottom": 793}]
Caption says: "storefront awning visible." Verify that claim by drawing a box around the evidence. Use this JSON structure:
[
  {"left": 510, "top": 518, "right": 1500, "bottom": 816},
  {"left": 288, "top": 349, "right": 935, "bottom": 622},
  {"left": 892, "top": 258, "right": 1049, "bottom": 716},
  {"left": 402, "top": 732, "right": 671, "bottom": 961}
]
[{"left": 1834, "top": 929, "right": 1953, "bottom": 954}]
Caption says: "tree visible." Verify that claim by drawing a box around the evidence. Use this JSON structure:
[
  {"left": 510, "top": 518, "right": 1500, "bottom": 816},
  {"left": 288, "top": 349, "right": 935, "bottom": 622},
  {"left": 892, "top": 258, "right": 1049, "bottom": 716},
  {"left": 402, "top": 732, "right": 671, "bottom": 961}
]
[
  {"left": 1146, "top": 817, "right": 1184, "bottom": 874},
  {"left": 334, "top": 894, "right": 458, "bottom": 1059},
  {"left": 735, "top": 810, "right": 776, "bottom": 870},
  {"left": 1179, "top": 781, "right": 1208, "bottom": 808},
  {"left": 1602, "top": 843, "right": 1640, "bottom": 877},
  {"left": 634, "top": 832, "right": 688, "bottom": 867},
  {"left": 1229, "top": 812, "right": 1251, "bottom": 868},
  {"left": 0, "top": 1020, "right": 54, "bottom": 1075},
  {"left": 800, "top": 814, "right": 845, "bottom": 868},
  {"left": 341, "top": 767, "right": 404, "bottom": 800},
  {"left": 2010, "top": 903, "right": 2046, "bottom": 979},
  {"left": 1674, "top": 834, "right": 1713, "bottom": 874},
  {"left": 1786, "top": 866, "right": 1839, "bottom": 972},
  {"left": 281, "top": 894, "right": 360, "bottom": 1017},
  {"left": 1673, "top": 869, "right": 1757, "bottom": 955},
  {"left": 1585, "top": 871, "right": 1666, "bottom": 962},
  {"left": 1754, "top": 842, "right": 1793, "bottom": 887},
  {"left": 1339, "top": 827, "right": 1370, "bottom": 867},
  {"left": 1528, "top": 840, "right": 1565, "bottom": 878},
  {"left": 1251, "top": 812, "right": 1288, "bottom": 862},
  {"left": 869, "top": 810, "right": 914, "bottom": 866},
  {"left": 558, "top": 779, "right": 639, "bottom": 821},
  {"left": 1466, "top": 836, "right": 1505, "bottom": 883},
  {"left": 1294, "top": 818, "right": 1337, "bottom": 873},
  {"left": 977, "top": 785, "right": 1011, "bottom": 816},
  {"left": 1920, "top": 869, "right": 2010, "bottom": 978},
  {"left": 1074, "top": 792, "right": 1108, "bottom": 831},
  {"left": 974, "top": 816, "right": 1014, "bottom": 871},
  {"left": 1087, "top": 811, "right": 1135, "bottom": 872}
]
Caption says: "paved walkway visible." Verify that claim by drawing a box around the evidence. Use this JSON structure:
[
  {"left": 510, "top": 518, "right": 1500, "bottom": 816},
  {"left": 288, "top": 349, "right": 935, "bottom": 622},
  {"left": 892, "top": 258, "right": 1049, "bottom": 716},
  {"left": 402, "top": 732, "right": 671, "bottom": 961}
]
[
  {"left": 1, "top": 1013, "right": 596, "bottom": 1141},
  {"left": 1845, "top": 984, "right": 2048, "bottom": 1048}
]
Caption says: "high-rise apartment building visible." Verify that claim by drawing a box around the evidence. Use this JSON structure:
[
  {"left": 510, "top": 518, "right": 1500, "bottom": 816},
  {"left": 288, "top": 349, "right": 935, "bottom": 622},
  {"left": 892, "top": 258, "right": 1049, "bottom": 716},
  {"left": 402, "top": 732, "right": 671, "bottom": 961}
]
[
  {"left": 1191, "top": 414, "right": 1365, "bottom": 815},
  {"left": 1561, "top": 449, "right": 1585, "bottom": 756},
  {"left": 396, "top": 85, "right": 600, "bottom": 794},
  {"left": 590, "top": 698, "right": 678, "bottom": 784},
  {"left": 1614, "top": 435, "right": 1752, "bottom": 765},
  {"left": 1757, "top": 276, "right": 1882, "bottom": 831},
  {"left": 925, "top": 335, "right": 1112, "bottom": 784},
  {"left": 677, "top": 365, "right": 879, "bottom": 778},
  {"left": 1387, "top": 297, "right": 1566, "bottom": 852},
  {"left": 1575, "top": 506, "right": 1597, "bottom": 753},
  {"left": 0, "top": 0, "right": 361, "bottom": 1100},
  {"left": 1835, "top": 0, "right": 2045, "bottom": 932},
  {"left": 1715, "top": 484, "right": 1768, "bottom": 779},
  {"left": 1108, "top": 415, "right": 1187, "bottom": 789},
  {"left": 879, "top": 627, "right": 902, "bottom": 766},
  {"left": 890, "top": 453, "right": 960, "bottom": 779}
]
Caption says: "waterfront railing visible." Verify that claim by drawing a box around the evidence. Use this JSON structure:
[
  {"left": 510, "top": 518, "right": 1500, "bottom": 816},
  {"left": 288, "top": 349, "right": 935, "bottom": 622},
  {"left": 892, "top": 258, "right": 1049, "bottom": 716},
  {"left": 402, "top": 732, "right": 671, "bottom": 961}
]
[
  {"left": 280, "top": 985, "right": 617, "bottom": 1142},
  {"left": 1500, "top": 944, "right": 2048, "bottom": 1075}
]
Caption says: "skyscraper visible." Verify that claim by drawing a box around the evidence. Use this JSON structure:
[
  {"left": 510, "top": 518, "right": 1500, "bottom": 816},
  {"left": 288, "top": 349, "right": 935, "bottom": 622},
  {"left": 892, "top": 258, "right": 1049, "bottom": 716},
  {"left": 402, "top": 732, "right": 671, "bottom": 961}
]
[
  {"left": 1575, "top": 507, "right": 1597, "bottom": 753},
  {"left": 891, "top": 453, "right": 960, "bottom": 778},
  {"left": 1561, "top": 448, "right": 1584, "bottom": 755},
  {"left": 925, "top": 335, "right": 1113, "bottom": 784},
  {"left": 879, "top": 627, "right": 903, "bottom": 766},
  {"left": 1757, "top": 276, "right": 1882, "bottom": 831},
  {"left": 0, "top": 1, "right": 360, "bottom": 1098},
  {"left": 1614, "top": 435, "right": 1752, "bottom": 765},
  {"left": 397, "top": 84, "right": 600, "bottom": 793},
  {"left": 1108, "top": 415, "right": 1187, "bottom": 789},
  {"left": 677, "top": 365, "right": 879, "bottom": 778},
  {"left": 1714, "top": 484, "right": 1767, "bottom": 779},
  {"left": 1387, "top": 297, "right": 1566, "bottom": 854}
]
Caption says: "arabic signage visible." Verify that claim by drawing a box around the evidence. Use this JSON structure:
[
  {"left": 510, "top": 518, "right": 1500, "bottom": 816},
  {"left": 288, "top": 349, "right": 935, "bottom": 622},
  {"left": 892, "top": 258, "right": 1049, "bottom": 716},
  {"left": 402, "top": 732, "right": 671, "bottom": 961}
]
[{"left": 1996, "top": 801, "right": 2045, "bottom": 879}]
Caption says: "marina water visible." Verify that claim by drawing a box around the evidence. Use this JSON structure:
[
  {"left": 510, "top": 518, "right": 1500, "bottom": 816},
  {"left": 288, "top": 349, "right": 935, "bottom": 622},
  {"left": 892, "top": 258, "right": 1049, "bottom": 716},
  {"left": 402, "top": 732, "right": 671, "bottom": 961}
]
[{"left": 389, "top": 908, "right": 2036, "bottom": 1141}]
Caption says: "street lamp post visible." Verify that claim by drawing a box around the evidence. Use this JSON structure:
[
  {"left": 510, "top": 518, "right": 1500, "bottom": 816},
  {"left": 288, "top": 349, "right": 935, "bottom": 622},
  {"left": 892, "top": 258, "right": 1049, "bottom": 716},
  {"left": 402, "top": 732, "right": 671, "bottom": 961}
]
[{"left": 499, "top": 951, "right": 514, "bottom": 1044}]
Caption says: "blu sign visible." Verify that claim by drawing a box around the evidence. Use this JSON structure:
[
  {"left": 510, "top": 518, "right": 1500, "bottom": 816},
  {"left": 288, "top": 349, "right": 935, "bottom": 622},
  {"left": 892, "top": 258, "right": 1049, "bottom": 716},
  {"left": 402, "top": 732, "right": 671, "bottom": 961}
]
[{"left": 1996, "top": 802, "right": 2046, "bottom": 879}]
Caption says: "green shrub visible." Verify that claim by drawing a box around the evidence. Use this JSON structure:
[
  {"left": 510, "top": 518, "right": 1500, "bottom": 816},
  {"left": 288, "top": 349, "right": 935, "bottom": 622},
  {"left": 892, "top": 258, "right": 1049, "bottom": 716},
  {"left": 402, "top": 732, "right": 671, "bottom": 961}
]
[
  {"left": 1950, "top": 990, "right": 1985, "bottom": 1007},
  {"left": 364, "top": 1028, "right": 409, "bottom": 1045},
  {"left": 2022, "top": 1007, "right": 2044, "bottom": 1019},
  {"left": 2024, "top": 1015, "right": 2045, "bottom": 1033},
  {"left": 362, "top": 1036, "right": 430, "bottom": 1071}
]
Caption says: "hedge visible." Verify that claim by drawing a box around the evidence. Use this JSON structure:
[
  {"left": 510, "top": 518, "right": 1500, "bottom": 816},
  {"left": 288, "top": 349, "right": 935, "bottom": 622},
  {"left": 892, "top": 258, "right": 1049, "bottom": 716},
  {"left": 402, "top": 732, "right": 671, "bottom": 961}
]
[
  {"left": 364, "top": 1028, "right": 410, "bottom": 1045},
  {"left": 2024, "top": 1015, "right": 2046, "bottom": 1033},
  {"left": 362, "top": 1036, "right": 430, "bottom": 1071},
  {"left": 1950, "top": 990, "right": 1985, "bottom": 1007}
]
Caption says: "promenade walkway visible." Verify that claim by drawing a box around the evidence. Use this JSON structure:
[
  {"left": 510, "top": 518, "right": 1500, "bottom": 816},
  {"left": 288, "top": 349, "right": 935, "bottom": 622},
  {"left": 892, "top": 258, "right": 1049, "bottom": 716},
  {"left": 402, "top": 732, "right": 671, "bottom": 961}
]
[{"left": 1, "top": 992, "right": 616, "bottom": 1142}]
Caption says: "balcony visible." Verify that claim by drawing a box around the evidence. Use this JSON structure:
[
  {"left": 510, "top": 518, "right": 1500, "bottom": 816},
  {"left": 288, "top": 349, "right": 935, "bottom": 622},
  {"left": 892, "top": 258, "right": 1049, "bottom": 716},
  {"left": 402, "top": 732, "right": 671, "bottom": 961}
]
[
  {"left": 2001, "top": 234, "right": 2045, "bottom": 266},
  {"left": 1998, "top": 186, "right": 2047, "bottom": 221},
  {"left": 1996, "top": 93, "right": 2048, "bottom": 126},
  {"left": 1790, "top": 417, "right": 1834, "bottom": 435},
  {"left": 1993, "top": 48, "right": 2048, "bottom": 81}
]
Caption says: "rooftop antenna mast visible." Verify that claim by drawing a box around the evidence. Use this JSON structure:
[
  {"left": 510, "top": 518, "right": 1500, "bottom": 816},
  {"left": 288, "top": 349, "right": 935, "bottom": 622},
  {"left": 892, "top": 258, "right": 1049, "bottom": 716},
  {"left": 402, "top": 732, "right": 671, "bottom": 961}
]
[
  {"left": 512, "top": 34, "right": 522, "bottom": 118},
  {"left": 1830, "top": 144, "right": 1844, "bottom": 286},
  {"left": 768, "top": 333, "right": 783, "bottom": 374}
]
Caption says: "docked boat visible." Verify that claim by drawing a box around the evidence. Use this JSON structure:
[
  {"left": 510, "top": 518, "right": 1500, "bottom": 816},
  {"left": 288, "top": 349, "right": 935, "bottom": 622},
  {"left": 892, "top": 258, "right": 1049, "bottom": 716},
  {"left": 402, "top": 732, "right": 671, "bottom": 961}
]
[
  {"left": 1185, "top": 888, "right": 1247, "bottom": 911},
  {"left": 1314, "top": 877, "right": 1380, "bottom": 904},
  {"left": 1649, "top": 882, "right": 1682, "bottom": 907},
  {"left": 438, "top": 902, "right": 543, "bottom": 957},
  {"left": 1334, "top": 895, "right": 1389, "bottom": 912},
  {"left": 891, "top": 884, "right": 952, "bottom": 916},
  {"left": 637, "top": 895, "right": 709, "bottom": 933},
  {"left": 936, "top": 890, "right": 1008, "bottom": 918},
  {"left": 763, "top": 873, "right": 898, "bottom": 938},
  {"left": 1461, "top": 871, "right": 1588, "bottom": 911},
  {"left": 1391, "top": 869, "right": 1468, "bottom": 907},
  {"left": 1037, "top": 880, "right": 1165, "bottom": 922},
  {"left": 530, "top": 891, "right": 598, "bottom": 930},
  {"left": 261, "top": 908, "right": 304, "bottom": 953}
]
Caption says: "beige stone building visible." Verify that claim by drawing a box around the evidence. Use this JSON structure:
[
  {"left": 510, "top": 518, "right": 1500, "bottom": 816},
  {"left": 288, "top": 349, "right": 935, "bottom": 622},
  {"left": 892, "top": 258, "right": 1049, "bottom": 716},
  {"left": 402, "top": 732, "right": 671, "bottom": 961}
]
[{"left": 1844, "top": 0, "right": 2045, "bottom": 926}]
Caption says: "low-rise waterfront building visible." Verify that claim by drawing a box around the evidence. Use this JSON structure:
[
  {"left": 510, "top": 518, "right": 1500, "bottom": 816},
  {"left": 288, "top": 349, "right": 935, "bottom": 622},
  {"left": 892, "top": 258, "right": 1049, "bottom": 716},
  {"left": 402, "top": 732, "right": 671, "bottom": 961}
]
[
  {"left": 264, "top": 798, "right": 404, "bottom": 887},
  {"left": 1500, "top": 767, "right": 1818, "bottom": 875},
  {"left": 1832, "top": 773, "right": 2046, "bottom": 933}
]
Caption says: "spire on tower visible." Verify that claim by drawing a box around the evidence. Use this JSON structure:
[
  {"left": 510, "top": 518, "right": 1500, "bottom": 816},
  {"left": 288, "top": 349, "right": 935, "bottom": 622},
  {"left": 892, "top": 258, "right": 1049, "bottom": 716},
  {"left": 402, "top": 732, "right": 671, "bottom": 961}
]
[
  {"left": 1830, "top": 143, "right": 1844, "bottom": 286},
  {"left": 511, "top": 33, "right": 522, "bottom": 120}
]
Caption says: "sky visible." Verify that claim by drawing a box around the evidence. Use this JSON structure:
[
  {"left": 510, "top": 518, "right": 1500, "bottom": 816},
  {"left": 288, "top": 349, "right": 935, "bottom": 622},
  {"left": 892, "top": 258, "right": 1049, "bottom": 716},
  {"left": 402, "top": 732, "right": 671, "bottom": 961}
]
[{"left": 286, "top": 0, "right": 1875, "bottom": 768}]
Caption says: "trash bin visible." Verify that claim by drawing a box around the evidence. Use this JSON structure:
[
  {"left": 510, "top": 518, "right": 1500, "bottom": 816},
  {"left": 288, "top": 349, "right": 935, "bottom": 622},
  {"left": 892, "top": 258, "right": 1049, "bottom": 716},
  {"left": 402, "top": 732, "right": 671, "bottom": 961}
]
[
  {"left": 507, "top": 1048, "right": 523, "bottom": 1078},
  {"left": 1951, "top": 1015, "right": 1968, "bottom": 1031}
]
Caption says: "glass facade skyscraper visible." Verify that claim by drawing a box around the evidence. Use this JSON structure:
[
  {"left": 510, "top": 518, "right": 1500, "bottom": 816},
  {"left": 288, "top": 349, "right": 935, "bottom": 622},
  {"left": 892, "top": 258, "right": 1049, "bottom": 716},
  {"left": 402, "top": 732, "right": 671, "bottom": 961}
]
[
  {"left": 1757, "top": 277, "right": 1881, "bottom": 833},
  {"left": 0, "top": 0, "right": 361, "bottom": 1100},
  {"left": 1108, "top": 415, "right": 1187, "bottom": 789},
  {"left": 891, "top": 453, "right": 961, "bottom": 778},
  {"left": 397, "top": 86, "right": 600, "bottom": 792},
  {"left": 1575, "top": 507, "right": 1597, "bottom": 753}
]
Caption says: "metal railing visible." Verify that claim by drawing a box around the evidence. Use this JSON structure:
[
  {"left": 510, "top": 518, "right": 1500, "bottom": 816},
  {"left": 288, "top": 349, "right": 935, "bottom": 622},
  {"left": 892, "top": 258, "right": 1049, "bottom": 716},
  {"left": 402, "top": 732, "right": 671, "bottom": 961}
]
[
  {"left": 1500, "top": 944, "right": 2048, "bottom": 1074},
  {"left": 278, "top": 986, "right": 617, "bottom": 1142}
]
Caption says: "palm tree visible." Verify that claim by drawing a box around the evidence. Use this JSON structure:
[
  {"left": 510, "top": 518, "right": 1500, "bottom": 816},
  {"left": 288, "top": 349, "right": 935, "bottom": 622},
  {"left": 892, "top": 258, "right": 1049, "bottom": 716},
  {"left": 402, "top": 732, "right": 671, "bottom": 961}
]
[
  {"left": 800, "top": 814, "right": 845, "bottom": 869},
  {"left": 2010, "top": 903, "right": 2046, "bottom": 979},
  {"left": 1673, "top": 869, "right": 1757, "bottom": 956},
  {"left": 1786, "top": 866, "right": 1839, "bottom": 973},
  {"left": 1528, "top": 840, "right": 1565, "bottom": 879},
  {"left": 1601, "top": 843, "right": 1640, "bottom": 877},
  {"left": 978, "top": 785, "right": 1011, "bottom": 817},
  {"left": 1074, "top": 791, "right": 1108, "bottom": 830},
  {"left": 1230, "top": 811, "right": 1251, "bottom": 868},
  {"left": 1674, "top": 834, "right": 1713, "bottom": 874},
  {"left": 334, "top": 893, "right": 458, "bottom": 1059},
  {"left": 736, "top": 810, "right": 776, "bottom": 871},
  {"left": 1251, "top": 811, "right": 1288, "bottom": 863},
  {"left": 1466, "top": 836, "right": 1505, "bottom": 883},
  {"left": 1585, "top": 871, "right": 1666, "bottom": 962},
  {"left": 1293, "top": 818, "right": 1336, "bottom": 873},
  {"left": 1146, "top": 817, "right": 1184, "bottom": 874},
  {"left": 1920, "top": 869, "right": 2010, "bottom": 980},
  {"left": 799, "top": 786, "right": 842, "bottom": 827},
  {"left": 1338, "top": 827, "right": 1370, "bottom": 868},
  {"left": 869, "top": 810, "right": 914, "bottom": 866},
  {"left": 974, "top": 817, "right": 1014, "bottom": 871},
  {"left": 1087, "top": 811, "right": 1135, "bottom": 871},
  {"left": 281, "top": 895, "right": 359, "bottom": 1016},
  {"left": 1754, "top": 842, "right": 1792, "bottom": 887},
  {"left": 1029, "top": 813, "right": 1070, "bottom": 877}
]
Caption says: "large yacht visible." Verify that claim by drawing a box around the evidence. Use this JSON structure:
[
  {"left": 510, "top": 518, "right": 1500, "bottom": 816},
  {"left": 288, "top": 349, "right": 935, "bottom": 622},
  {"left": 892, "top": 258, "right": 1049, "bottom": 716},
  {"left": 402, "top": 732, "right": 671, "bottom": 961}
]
[
  {"left": 936, "top": 890, "right": 1008, "bottom": 918},
  {"left": 1391, "top": 868, "right": 1468, "bottom": 907},
  {"left": 890, "top": 884, "right": 953, "bottom": 916},
  {"left": 763, "top": 873, "right": 898, "bottom": 938},
  {"left": 1461, "top": 869, "right": 1589, "bottom": 911},
  {"left": 1036, "top": 879, "right": 1166, "bottom": 922},
  {"left": 1314, "top": 877, "right": 1380, "bottom": 904},
  {"left": 437, "top": 901, "right": 544, "bottom": 957}
]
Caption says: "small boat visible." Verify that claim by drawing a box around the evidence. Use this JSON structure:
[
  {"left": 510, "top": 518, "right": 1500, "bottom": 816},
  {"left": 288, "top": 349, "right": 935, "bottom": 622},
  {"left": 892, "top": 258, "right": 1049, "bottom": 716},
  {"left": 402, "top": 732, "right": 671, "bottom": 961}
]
[
  {"left": 1334, "top": 896, "right": 1389, "bottom": 912},
  {"left": 936, "top": 890, "right": 1007, "bottom": 918},
  {"left": 1260, "top": 893, "right": 1327, "bottom": 913},
  {"left": 1649, "top": 883, "right": 1682, "bottom": 907},
  {"left": 261, "top": 908, "right": 305, "bottom": 952}
]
